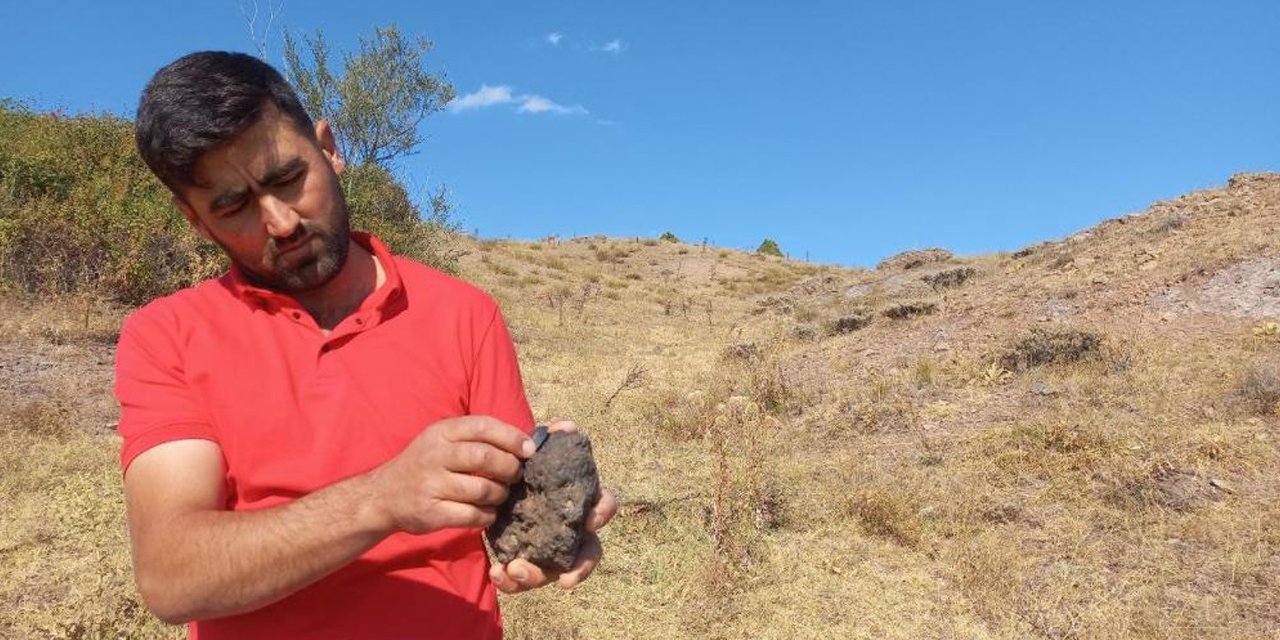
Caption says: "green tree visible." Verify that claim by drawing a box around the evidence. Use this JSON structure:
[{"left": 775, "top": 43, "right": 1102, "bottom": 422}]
[
  {"left": 282, "top": 24, "right": 455, "bottom": 167},
  {"left": 283, "top": 24, "right": 463, "bottom": 274},
  {"left": 757, "top": 238, "right": 784, "bottom": 257}
]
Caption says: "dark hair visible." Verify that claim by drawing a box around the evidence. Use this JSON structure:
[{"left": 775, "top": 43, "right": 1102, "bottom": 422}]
[{"left": 135, "top": 51, "right": 315, "bottom": 191}]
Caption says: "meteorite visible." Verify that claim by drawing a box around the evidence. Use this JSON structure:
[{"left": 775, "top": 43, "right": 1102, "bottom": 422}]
[{"left": 486, "top": 430, "right": 600, "bottom": 572}]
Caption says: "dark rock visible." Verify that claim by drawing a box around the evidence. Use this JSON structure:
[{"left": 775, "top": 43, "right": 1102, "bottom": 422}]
[{"left": 487, "top": 431, "right": 600, "bottom": 571}]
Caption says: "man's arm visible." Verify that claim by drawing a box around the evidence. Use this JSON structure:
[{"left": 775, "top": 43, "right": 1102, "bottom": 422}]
[{"left": 125, "top": 416, "right": 535, "bottom": 624}]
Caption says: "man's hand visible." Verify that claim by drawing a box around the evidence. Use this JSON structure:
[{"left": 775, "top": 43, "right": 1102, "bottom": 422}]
[
  {"left": 369, "top": 416, "right": 536, "bottom": 535},
  {"left": 487, "top": 419, "right": 618, "bottom": 593}
]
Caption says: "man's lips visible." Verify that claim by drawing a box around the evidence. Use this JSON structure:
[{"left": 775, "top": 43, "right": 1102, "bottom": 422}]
[{"left": 274, "top": 233, "right": 314, "bottom": 265}]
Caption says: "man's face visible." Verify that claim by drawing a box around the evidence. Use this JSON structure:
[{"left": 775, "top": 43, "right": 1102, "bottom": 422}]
[{"left": 175, "top": 105, "right": 350, "bottom": 293}]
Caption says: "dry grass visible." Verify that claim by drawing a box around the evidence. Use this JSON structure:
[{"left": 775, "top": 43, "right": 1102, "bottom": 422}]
[{"left": 4, "top": 174, "right": 1280, "bottom": 638}]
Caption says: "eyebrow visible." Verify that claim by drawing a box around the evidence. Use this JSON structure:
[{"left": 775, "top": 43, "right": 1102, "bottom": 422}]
[{"left": 209, "top": 157, "right": 308, "bottom": 211}]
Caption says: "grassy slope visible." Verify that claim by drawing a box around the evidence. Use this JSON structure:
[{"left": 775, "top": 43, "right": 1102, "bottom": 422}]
[{"left": 2, "top": 174, "right": 1278, "bottom": 638}]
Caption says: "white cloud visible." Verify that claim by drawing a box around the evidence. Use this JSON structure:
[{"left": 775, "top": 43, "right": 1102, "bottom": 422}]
[
  {"left": 517, "top": 95, "right": 588, "bottom": 116},
  {"left": 601, "top": 39, "right": 623, "bottom": 53},
  {"left": 450, "top": 84, "right": 588, "bottom": 117},
  {"left": 447, "top": 85, "right": 513, "bottom": 112},
  {"left": 546, "top": 32, "right": 563, "bottom": 45}
]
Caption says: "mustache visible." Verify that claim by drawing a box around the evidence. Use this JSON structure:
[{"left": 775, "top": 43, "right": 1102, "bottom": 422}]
[{"left": 268, "top": 225, "right": 314, "bottom": 256}]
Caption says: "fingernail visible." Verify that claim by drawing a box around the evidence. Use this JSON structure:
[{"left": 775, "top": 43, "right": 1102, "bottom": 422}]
[{"left": 521, "top": 440, "right": 536, "bottom": 457}]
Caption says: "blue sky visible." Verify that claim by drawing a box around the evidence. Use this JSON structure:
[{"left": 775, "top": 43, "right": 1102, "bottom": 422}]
[{"left": 2, "top": 1, "right": 1277, "bottom": 266}]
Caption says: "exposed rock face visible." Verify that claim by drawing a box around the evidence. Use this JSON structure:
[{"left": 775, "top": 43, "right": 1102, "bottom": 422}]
[
  {"left": 877, "top": 248, "right": 953, "bottom": 271},
  {"left": 487, "top": 431, "right": 600, "bottom": 571}
]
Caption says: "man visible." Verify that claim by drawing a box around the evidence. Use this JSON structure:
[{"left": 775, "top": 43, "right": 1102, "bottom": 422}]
[{"left": 117, "top": 51, "right": 615, "bottom": 638}]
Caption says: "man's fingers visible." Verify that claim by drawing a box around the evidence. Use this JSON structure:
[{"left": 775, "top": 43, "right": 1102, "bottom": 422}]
[
  {"left": 558, "top": 532, "right": 602, "bottom": 589},
  {"left": 585, "top": 487, "right": 618, "bottom": 531},
  {"left": 546, "top": 418, "right": 577, "bottom": 433},
  {"left": 445, "top": 416, "right": 535, "bottom": 459},
  {"left": 489, "top": 558, "right": 552, "bottom": 594},
  {"left": 432, "top": 500, "right": 498, "bottom": 529},
  {"left": 506, "top": 558, "right": 550, "bottom": 589},
  {"left": 445, "top": 442, "right": 522, "bottom": 482},
  {"left": 489, "top": 564, "right": 521, "bottom": 594},
  {"left": 444, "top": 473, "right": 509, "bottom": 507}
]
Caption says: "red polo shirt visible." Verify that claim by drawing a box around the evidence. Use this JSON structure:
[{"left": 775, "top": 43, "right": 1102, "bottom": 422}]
[{"left": 115, "top": 233, "right": 535, "bottom": 639}]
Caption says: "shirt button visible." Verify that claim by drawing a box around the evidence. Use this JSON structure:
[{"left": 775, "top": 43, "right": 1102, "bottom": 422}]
[
  {"left": 291, "top": 311, "right": 302, "bottom": 320},
  {"left": 355, "top": 318, "right": 365, "bottom": 326}
]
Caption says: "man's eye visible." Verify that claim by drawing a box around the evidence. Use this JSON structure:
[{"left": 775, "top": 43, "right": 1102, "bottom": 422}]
[
  {"left": 279, "top": 172, "right": 303, "bottom": 186},
  {"left": 218, "top": 201, "right": 247, "bottom": 217}
]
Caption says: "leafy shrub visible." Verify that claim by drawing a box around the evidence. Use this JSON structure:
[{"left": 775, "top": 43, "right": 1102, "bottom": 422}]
[
  {"left": 0, "top": 104, "right": 461, "bottom": 302},
  {"left": 756, "top": 238, "right": 783, "bottom": 257},
  {"left": 0, "top": 103, "right": 222, "bottom": 303},
  {"left": 660, "top": 231, "right": 679, "bottom": 242}
]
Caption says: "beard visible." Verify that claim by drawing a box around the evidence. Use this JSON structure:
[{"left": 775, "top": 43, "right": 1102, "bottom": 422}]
[{"left": 233, "top": 216, "right": 351, "bottom": 294}]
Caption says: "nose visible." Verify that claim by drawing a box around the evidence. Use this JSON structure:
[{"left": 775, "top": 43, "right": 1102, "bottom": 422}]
[{"left": 259, "top": 194, "right": 300, "bottom": 239}]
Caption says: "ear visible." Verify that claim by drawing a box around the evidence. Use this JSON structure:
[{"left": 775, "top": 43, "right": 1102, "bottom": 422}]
[
  {"left": 315, "top": 120, "right": 346, "bottom": 176},
  {"left": 173, "top": 196, "right": 215, "bottom": 244}
]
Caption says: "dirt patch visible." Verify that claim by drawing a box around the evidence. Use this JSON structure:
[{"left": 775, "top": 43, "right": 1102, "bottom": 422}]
[
  {"left": 1155, "top": 256, "right": 1280, "bottom": 318},
  {"left": 1116, "top": 467, "right": 1231, "bottom": 513},
  {"left": 0, "top": 345, "right": 59, "bottom": 399}
]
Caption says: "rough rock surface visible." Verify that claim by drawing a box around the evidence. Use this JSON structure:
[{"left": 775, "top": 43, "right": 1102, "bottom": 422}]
[{"left": 487, "top": 431, "right": 600, "bottom": 571}]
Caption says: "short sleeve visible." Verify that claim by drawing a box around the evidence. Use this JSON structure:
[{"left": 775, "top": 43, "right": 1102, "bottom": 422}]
[
  {"left": 114, "top": 307, "right": 217, "bottom": 473},
  {"left": 467, "top": 304, "right": 536, "bottom": 435}
]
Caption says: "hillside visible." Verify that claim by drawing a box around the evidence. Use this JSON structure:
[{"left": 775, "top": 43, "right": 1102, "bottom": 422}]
[{"left": 1, "top": 173, "right": 1278, "bottom": 638}]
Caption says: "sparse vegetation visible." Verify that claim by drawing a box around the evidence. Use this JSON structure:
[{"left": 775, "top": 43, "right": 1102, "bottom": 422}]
[
  {"left": 921, "top": 266, "right": 976, "bottom": 290},
  {"left": 883, "top": 300, "right": 938, "bottom": 319},
  {"left": 998, "top": 327, "right": 1102, "bottom": 372},
  {"left": 1235, "top": 361, "right": 1280, "bottom": 415},
  {"left": 829, "top": 309, "right": 873, "bottom": 334},
  {"left": 6, "top": 172, "right": 1280, "bottom": 638}
]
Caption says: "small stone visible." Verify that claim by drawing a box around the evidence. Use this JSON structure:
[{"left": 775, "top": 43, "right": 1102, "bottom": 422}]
[
  {"left": 1208, "top": 477, "right": 1236, "bottom": 494},
  {"left": 1030, "top": 382, "right": 1058, "bottom": 396},
  {"left": 487, "top": 431, "right": 601, "bottom": 571}
]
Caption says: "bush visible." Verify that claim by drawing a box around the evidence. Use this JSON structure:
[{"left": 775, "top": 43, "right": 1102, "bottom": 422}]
[
  {"left": 0, "top": 104, "right": 461, "bottom": 301},
  {"left": 660, "top": 231, "right": 679, "bottom": 243},
  {"left": 0, "top": 104, "right": 223, "bottom": 303},
  {"left": 829, "top": 310, "right": 873, "bottom": 334},
  {"left": 999, "top": 328, "right": 1102, "bottom": 372},
  {"left": 1236, "top": 361, "right": 1280, "bottom": 415},
  {"left": 883, "top": 301, "right": 938, "bottom": 320},
  {"left": 922, "top": 267, "right": 976, "bottom": 290},
  {"left": 756, "top": 238, "right": 783, "bottom": 257}
]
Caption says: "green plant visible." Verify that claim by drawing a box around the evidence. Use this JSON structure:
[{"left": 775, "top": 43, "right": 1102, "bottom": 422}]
[
  {"left": 660, "top": 231, "right": 679, "bottom": 243},
  {"left": 283, "top": 24, "right": 454, "bottom": 167},
  {"left": 756, "top": 238, "right": 784, "bottom": 257}
]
